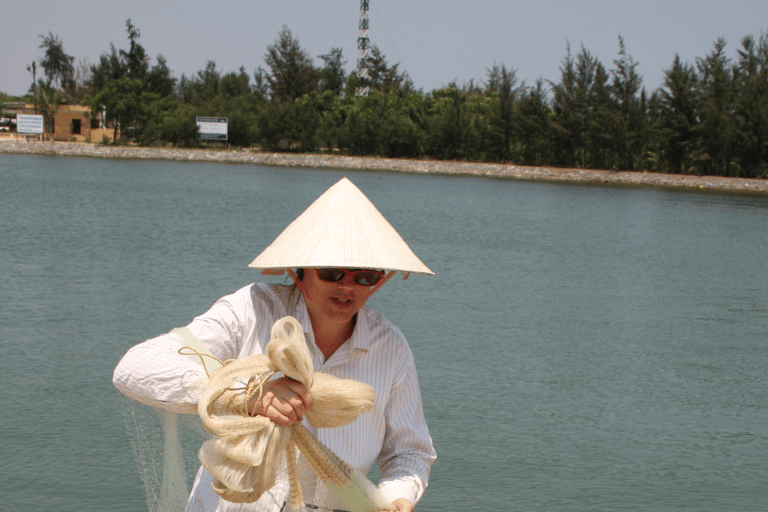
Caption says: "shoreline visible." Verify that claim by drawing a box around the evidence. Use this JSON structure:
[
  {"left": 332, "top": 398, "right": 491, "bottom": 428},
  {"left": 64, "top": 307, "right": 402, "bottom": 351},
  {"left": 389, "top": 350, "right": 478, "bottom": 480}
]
[{"left": 2, "top": 140, "right": 768, "bottom": 195}]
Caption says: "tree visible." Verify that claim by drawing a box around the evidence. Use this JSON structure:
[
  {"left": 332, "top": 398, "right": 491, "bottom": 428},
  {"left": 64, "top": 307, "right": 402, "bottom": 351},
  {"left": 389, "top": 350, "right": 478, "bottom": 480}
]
[
  {"left": 33, "top": 79, "right": 63, "bottom": 139},
  {"left": 72, "top": 58, "right": 93, "bottom": 101},
  {"left": 549, "top": 43, "right": 578, "bottom": 166},
  {"left": 587, "top": 60, "right": 614, "bottom": 169},
  {"left": 176, "top": 74, "right": 194, "bottom": 104},
  {"left": 192, "top": 61, "right": 221, "bottom": 104},
  {"left": 145, "top": 55, "right": 176, "bottom": 97},
  {"left": 426, "top": 83, "right": 471, "bottom": 160},
  {"left": 733, "top": 33, "right": 768, "bottom": 177},
  {"left": 26, "top": 61, "right": 38, "bottom": 112},
  {"left": 376, "top": 90, "right": 426, "bottom": 158},
  {"left": 88, "top": 19, "right": 159, "bottom": 98},
  {"left": 695, "top": 38, "right": 736, "bottom": 175},
  {"left": 549, "top": 42, "right": 623, "bottom": 168},
  {"left": 262, "top": 25, "right": 317, "bottom": 102},
  {"left": 32, "top": 33, "right": 75, "bottom": 137},
  {"left": 38, "top": 33, "right": 74, "bottom": 93},
  {"left": 121, "top": 19, "right": 149, "bottom": 82},
  {"left": 84, "top": 77, "right": 146, "bottom": 141},
  {"left": 659, "top": 54, "right": 699, "bottom": 173},
  {"left": 550, "top": 43, "right": 595, "bottom": 167},
  {"left": 318, "top": 48, "right": 347, "bottom": 95},
  {"left": 339, "top": 101, "right": 382, "bottom": 155},
  {"left": 609, "top": 36, "right": 644, "bottom": 170},
  {"left": 206, "top": 92, "right": 260, "bottom": 147},
  {"left": 485, "top": 63, "right": 518, "bottom": 161},
  {"left": 360, "top": 45, "right": 413, "bottom": 93},
  {"left": 516, "top": 79, "right": 553, "bottom": 165},
  {"left": 88, "top": 43, "right": 126, "bottom": 93},
  {"left": 220, "top": 67, "right": 251, "bottom": 98}
]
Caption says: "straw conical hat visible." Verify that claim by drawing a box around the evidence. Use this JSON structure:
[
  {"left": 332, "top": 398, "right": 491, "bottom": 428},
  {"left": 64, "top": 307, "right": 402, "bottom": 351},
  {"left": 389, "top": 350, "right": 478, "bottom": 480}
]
[{"left": 249, "top": 178, "right": 433, "bottom": 276}]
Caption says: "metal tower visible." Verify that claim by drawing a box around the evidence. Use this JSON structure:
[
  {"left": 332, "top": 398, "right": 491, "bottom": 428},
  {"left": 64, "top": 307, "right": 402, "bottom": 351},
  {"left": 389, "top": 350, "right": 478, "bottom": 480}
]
[{"left": 355, "top": 0, "right": 370, "bottom": 97}]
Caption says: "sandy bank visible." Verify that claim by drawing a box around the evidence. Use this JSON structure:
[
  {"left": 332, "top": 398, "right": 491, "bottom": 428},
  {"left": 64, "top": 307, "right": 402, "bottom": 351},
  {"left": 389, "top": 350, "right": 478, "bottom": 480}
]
[{"left": 2, "top": 140, "right": 767, "bottom": 194}]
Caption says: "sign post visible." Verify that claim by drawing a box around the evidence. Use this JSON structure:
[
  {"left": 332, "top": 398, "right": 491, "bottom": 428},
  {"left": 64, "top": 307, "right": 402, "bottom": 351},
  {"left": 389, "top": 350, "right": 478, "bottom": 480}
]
[
  {"left": 17, "top": 114, "right": 44, "bottom": 141},
  {"left": 196, "top": 117, "right": 228, "bottom": 145}
]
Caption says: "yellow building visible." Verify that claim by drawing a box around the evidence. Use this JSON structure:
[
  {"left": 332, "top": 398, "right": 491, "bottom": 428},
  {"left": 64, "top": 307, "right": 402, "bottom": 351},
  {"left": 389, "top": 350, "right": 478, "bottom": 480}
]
[
  {"left": 51, "top": 105, "right": 118, "bottom": 143},
  {"left": 1, "top": 103, "right": 118, "bottom": 143}
]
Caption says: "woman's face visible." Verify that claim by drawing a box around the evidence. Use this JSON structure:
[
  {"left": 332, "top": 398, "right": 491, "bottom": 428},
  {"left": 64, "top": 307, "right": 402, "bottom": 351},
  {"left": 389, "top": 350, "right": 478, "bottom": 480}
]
[{"left": 301, "top": 268, "right": 377, "bottom": 328}]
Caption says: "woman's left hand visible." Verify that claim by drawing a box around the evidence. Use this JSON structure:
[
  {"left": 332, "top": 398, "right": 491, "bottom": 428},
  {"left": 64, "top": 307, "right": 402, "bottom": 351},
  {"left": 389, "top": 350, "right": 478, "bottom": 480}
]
[{"left": 247, "top": 376, "right": 312, "bottom": 426}]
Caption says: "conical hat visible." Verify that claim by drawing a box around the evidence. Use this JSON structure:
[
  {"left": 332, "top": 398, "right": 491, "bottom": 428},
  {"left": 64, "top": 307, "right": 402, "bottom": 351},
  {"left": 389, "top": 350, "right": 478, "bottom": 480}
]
[{"left": 249, "top": 178, "right": 433, "bottom": 276}]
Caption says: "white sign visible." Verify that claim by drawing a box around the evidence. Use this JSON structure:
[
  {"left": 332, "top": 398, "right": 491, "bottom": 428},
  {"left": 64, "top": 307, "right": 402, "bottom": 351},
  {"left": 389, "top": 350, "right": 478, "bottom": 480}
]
[
  {"left": 196, "top": 117, "right": 228, "bottom": 140},
  {"left": 17, "top": 114, "right": 44, "bottom": 134}
]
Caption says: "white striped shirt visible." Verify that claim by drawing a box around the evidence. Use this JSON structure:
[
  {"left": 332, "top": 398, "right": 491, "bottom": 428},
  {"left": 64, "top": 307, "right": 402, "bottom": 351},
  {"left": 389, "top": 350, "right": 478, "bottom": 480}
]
[{"left": 113, "top": 283, "right": 436, "bottom": 511}]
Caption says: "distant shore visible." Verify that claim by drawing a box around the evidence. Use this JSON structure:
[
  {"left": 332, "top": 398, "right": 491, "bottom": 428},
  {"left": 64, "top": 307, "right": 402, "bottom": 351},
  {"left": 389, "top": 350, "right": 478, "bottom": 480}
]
[{"left": 2, "top": 140, "right": 767, "bottom": 194}]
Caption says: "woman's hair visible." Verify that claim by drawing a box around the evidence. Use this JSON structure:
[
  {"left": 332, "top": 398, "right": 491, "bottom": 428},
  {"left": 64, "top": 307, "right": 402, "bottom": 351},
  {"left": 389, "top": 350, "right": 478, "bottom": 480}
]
[{"left": 288, "top": 268, "right": 305, "bottom": 304}]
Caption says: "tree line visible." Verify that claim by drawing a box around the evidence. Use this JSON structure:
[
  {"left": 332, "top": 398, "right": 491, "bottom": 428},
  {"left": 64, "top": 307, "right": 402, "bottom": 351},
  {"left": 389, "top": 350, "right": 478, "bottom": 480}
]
[{"left": 13, "top": 20, "right": 768, "bottom": 178}]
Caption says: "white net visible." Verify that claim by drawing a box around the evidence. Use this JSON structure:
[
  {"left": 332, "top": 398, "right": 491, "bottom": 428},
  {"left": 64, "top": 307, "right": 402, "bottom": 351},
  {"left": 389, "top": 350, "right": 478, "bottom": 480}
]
[{"left": 120, "top": 396, "right": 209, "bottom": 512}]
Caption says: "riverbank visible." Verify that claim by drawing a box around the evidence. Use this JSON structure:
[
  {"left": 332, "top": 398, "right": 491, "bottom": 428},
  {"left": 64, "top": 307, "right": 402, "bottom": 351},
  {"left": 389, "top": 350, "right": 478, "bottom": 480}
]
[{"left": 2, "top": 140, "right": 767, "bottom": 194}]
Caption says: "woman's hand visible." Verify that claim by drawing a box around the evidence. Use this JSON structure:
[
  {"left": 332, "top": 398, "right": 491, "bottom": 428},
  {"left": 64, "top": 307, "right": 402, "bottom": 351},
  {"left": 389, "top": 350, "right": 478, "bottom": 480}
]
[
  {"left": 390, "top": 498, "right": 414, "bottom": 512},
  {"left": 248, "top": 376, "right": 312, "bottom": 426}
]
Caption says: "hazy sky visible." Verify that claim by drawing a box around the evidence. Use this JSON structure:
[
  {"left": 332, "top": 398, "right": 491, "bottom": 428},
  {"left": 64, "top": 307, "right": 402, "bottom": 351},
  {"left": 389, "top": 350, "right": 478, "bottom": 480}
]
[{"left": 2, "top": 1, "right": 766, "bottom": 97}]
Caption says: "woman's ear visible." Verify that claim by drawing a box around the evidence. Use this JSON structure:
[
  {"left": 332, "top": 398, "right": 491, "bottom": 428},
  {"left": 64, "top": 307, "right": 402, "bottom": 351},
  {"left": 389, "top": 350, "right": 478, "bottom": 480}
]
[{"left": 287, "top": 269, "right": 309, "bottom": 298}]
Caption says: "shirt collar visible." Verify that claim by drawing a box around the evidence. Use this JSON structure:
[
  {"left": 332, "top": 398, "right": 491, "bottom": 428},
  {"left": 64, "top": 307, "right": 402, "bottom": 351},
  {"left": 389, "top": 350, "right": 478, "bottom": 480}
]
[
  {"left": 291, "top": 292, "right": 373, "bottom": 354},
  {"left": 346, "top": 306, "right": 373, "bottom": 353}
]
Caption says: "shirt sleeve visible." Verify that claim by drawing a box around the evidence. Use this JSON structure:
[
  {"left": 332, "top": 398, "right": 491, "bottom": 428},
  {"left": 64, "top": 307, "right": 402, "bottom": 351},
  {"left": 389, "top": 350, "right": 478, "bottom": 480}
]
[
  {"left": 112, "top": 331, "right": 207, "bottom": 414},
  {"left": 376, "top": 358, "right": 437, "bottom": 506},
  {"left": 112, "top": 286, "right": 255, "bottom": 414}
]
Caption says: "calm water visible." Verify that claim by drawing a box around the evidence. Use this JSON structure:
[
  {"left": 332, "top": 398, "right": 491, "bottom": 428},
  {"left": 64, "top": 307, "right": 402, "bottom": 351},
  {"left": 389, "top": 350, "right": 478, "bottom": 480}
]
[{"left": 1, "top": 153, "right": 767, "bottom": 512}]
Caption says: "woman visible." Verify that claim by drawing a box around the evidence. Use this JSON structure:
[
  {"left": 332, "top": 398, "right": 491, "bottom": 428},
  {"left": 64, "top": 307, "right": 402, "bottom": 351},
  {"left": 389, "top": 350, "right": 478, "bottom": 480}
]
[{"left": 113, "top": 178, "right": 436, "bottom": 512}]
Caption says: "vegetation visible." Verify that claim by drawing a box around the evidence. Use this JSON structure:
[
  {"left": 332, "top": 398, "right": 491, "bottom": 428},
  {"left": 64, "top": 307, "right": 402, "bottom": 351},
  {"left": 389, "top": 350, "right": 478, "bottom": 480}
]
[{"left": 7, "top": 20, "right": 768, "bottom": 178}]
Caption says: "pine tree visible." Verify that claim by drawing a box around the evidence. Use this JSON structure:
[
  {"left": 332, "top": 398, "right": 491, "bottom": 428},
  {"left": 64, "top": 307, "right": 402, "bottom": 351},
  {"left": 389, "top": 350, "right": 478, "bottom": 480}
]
[
  {"left": 516, "top": 79, "right": 552, "bottom": 166},
  {"left": 609, "top": 36, "right": 644, "bottom": 170},
  {"left": 262, "top": 25, "right": 317, "bottom": 102},
  {"left": 695, "top": 38, "right": 736, "bottom": 175},
  {"left": 486, "top": 63, "right": 518, "bottom": 162},
  {"left": 549, "top": 42, "right": 580, "bottom": 167},
  {"left": 192, "top": 61, "right": 221, "bottom": 104},
  {"left": 145, "top": 55, "right": 177, "bottom": 97},
  {"left": 121, "top": 19, "right": 149, "bottom": 83},
  {"left": 659, "top": 54, "right": 699, "bottom": 173},
  {"left": 551, "top": 43, "right": 607, "bottom": 168},
  {"left": 733, "top": 33, "right": 768, "bottom": 177},
  {"left": 318, "top": 48, "right": 346, "bottom": 96},
  {"left": 361, "top": 45, "right": 413, "bottom": 93}
]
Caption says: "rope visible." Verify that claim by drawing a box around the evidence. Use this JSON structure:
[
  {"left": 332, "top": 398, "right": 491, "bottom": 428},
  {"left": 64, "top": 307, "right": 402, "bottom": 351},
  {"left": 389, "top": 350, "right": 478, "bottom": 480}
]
[
  {"left": 178, "top": 346, "right": 276, "bottom": 418},
  {"left": 183, "top": 316, "right": 389, "bottom": 510},
  {"left": 177, "top": 347, "right": 229, "bottom": 379}
]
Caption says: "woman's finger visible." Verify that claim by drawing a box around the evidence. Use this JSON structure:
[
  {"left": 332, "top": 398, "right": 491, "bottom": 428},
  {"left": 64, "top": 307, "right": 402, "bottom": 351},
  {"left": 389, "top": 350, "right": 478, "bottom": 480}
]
[{"left": 249, "top": 376, "right": 312, "bottom": 425}]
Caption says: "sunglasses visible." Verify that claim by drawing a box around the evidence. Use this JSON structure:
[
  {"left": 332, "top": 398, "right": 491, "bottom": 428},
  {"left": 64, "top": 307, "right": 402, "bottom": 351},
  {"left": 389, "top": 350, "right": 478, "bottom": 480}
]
[{"left": 316, "top": 268, "right": 385, "bottom": 286}]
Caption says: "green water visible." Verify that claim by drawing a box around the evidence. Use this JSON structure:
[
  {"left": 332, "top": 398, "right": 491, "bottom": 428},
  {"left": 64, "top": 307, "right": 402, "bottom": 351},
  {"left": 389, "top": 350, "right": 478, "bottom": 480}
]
[{"left": 1, "top": 153, "right": 767, "bottom": 511}]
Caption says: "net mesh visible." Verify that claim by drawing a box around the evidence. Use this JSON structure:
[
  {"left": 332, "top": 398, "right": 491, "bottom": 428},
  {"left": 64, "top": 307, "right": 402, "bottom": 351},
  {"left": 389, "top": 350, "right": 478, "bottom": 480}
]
[{"left": 120, "top": 395, "right": 209, "bottom": 512}]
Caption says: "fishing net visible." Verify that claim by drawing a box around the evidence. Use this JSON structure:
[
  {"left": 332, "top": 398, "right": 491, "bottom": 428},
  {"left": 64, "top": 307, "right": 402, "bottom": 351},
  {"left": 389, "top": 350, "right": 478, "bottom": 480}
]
[{"left": 119, "top": 396, "right": 209, "bottom": 512}]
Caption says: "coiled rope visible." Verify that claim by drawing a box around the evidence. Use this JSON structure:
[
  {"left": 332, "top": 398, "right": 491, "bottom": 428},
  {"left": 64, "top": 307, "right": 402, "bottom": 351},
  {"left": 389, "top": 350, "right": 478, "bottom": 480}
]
[{"left": 180, "top": 316, "right": 389, "bottom": 510}]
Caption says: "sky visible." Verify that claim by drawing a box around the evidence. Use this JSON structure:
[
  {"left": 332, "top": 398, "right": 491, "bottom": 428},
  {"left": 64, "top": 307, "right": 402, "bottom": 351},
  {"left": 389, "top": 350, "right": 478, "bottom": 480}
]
[{"left": 2, "top": 0, "right": 767, "bottom": 97}]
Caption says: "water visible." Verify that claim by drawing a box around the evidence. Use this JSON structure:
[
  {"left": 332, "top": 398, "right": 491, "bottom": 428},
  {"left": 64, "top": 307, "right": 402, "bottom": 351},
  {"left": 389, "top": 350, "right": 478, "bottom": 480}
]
[{"left": 1, "top": 153, "right": 766, "bottom": 511}]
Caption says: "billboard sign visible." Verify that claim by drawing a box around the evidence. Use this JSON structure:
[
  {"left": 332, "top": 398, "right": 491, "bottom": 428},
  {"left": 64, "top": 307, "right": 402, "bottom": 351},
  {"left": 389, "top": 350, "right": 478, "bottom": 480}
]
[
  {"left": 196, "top": 117, "right": 228, "bottom": 140},
  {"left": 17, "top": 114, "right": 44, "bottom": 134}
]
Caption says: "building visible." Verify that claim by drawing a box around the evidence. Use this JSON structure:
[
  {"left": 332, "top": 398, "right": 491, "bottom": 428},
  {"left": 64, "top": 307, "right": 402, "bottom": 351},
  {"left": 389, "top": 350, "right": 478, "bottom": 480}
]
[{"left": 0, "top": 103, "right": 118, "bottom": 143}]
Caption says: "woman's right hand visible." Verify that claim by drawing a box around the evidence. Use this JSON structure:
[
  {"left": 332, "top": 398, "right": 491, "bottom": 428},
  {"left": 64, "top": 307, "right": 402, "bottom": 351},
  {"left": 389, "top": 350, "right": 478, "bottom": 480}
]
[{"left": 248, "top": 376, "right": 312, "bottom": 426}]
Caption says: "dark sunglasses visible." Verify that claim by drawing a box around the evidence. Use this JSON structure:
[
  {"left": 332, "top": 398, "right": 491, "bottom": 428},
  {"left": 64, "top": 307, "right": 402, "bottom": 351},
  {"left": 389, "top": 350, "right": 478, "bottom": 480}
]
[{"left": 316, "top": 268, "right": 385, "bottom": 286}]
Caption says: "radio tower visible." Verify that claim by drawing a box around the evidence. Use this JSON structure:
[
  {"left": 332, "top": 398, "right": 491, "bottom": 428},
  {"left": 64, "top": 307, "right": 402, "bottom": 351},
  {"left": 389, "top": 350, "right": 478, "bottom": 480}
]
[{"left": 355, "top": 0, "right": 370, "bottom": 97}]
